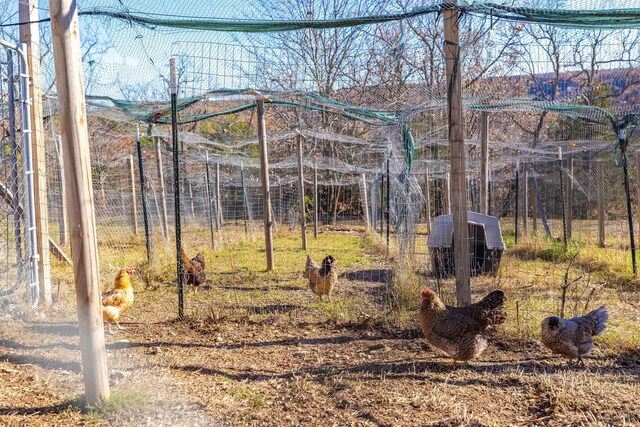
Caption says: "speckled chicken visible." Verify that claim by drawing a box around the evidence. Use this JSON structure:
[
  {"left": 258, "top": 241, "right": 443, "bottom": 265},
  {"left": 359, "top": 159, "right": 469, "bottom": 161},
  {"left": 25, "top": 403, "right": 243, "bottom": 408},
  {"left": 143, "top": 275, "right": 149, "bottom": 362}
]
[
  {"left": 541, "top": 305, "right": 608, "bottom": 366},
  {"left": 420, "top": 288, "right": 506, "bottom": 362},
  {"left": 304, "top": 255, "right": 337, "bottom": 300}
]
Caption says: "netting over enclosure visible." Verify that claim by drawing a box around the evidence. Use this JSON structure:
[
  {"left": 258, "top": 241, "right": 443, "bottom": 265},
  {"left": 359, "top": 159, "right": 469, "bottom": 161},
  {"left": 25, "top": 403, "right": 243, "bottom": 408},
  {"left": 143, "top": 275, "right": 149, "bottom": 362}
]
[{"left": 1, "top": 1, "right": 639, "bottom": 328}]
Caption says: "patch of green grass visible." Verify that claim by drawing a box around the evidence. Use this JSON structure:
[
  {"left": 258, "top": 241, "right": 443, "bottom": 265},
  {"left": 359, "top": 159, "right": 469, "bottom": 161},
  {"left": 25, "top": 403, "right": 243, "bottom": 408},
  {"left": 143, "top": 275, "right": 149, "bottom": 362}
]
[
  {"left": 82, "top": 390, "right": 167, "bottom": 417},
  {"left": 228, "top": 387, "right": 265, "bottom": 408}
]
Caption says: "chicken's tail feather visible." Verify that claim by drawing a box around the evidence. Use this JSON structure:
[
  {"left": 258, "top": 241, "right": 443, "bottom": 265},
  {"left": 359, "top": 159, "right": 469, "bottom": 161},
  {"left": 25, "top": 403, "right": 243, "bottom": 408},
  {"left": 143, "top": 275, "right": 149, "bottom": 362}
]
[{"left": 588, "top": 305, "right": 608, "bottom": 335}]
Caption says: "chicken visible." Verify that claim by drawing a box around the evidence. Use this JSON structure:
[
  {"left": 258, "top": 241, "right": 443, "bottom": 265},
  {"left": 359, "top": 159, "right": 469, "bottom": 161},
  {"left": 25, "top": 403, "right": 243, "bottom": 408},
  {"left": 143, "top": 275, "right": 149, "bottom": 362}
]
[
  {"left": 541, "top": 305, "right": 608, "bottom": 366},
  {"left": 304, "top": 255, "right": 337, "bottom": 300},
  {"left": 181, "top": 248, "right": 206, "bottom": 292},
  {"left": 102, "top": 267, "right": 135, "bottom": 334},
  {"left": 420, "top": 288, "right": 506, "bottom": 363}
]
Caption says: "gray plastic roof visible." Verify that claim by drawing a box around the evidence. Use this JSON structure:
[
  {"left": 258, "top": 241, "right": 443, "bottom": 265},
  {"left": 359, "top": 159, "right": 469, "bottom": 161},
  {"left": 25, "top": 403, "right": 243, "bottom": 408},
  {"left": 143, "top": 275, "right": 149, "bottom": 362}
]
[{"left": 427, "top": 212, "right": 505, "bottom": 250}]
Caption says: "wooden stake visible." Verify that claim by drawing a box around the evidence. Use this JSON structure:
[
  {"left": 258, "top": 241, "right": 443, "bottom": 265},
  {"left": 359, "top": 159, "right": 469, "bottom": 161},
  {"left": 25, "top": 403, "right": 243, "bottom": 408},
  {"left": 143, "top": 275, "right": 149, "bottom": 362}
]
[
  {"left": 313, "top": 162, "right": 318, "bottom": 238},
  {"left": 425, "top": 170, "right": 431, "bottom": 234},
  {"left": 153, "top": 128, "right": 169, "bottom": 241},
  {"left": 566, "top": 155, "right": 573, "bottom": 240},
  {"left": 445, "top": 172, "right": 451, "bottom": 214},
  {"left": 205, "top": 152, "right": 215, "bottom": 249},
  {"left": 531, "top": 170, "right": 537, "bottom": 235},
  {"left": 361, "top": 173, "right": 370, "bottom": 232},
  {"left": 296, "top": 134, "right": 307, "bottom": 250},
  {"left": 48, "top": 0, "right": 109, "bottom": 403},
  {"left": 559, "top": 148, "right": 567, "bottom": 248},
  {"left": 215, "top": 163, "right": 223, "bottom": 228},
  {"left": 129, "top": 154, "right": 139, "bottom": 235},
  {"left": 20, "top": 0, "right": 51, "bottom": 304},
  {"left": 480, "top": 111, "right": 489, "bottom": 215},
  {"left": 444, "top": 0, "right": 470, "bottom": 305},
  {"left": 256, "top": 98, "right": 274, "bottom": 271},
  {"left": 635, "top": 154, "right": 640, "bottom": 241},
  {"left": 54, "top": 135, "right": 68, "bottom": 246},
  {"left": 523, "top": 163, "right": 528, "bottom": 236},
  {"left": 597, "top": 161, "right": 605, "bottom": 247}
]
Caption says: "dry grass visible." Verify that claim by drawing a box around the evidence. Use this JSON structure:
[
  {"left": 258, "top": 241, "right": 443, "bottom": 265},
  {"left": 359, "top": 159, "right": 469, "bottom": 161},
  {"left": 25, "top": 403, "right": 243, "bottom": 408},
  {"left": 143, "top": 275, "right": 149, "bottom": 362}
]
[{"left": 2, "top": 221, "right": 640, "bottom": 425}]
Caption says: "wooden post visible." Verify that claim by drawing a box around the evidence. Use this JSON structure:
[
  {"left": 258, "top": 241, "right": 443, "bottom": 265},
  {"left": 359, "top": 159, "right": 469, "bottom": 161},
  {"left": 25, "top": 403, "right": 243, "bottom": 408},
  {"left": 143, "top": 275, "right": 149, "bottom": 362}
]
[
  {"left": 444, "top": 0, "right": 470, "bottom": 305},
  {"left": 479, "top": 111, "right": 489, "bottom": 215},
  {"left": 559, "top": 148, "right": 567, "bottom": 247},
  {"left": 215, "top": 163, "right": 223, "bottom": 228},
  {"left": 205, "top": 152, "right": 216, "bottom": 249},
  {"left": 153, "top": 128, "right": 169, "bottom": 241},
  {"left": 566, "top": 155, "right": 573, "bottom": 240},
  {"left": 598, "top": 161, "right": 605, "bottom": 247},
  {"left": 240, "top": 162, "right": 248, "bottom": 235},
  {"left": 129, "top": 154, "right": 139, "bottom": 235},
  {"left": 361, "top": 173, "right": 371, "bottom": 232},
  {"left": 531, "top": 171, "right": 537, "bottom": 235},
  {"left": 54, "top": 135, "right": 68, "bottom": 246},
  {"left": 445, "top": 172, "right": 451, "bottom": 214},
  {"left": 49, "top": 0, "right": 109, "bottom": 403},
  {"left": 313, "top": 162, "right": 318, "bottom": 238},
  {"left": 635, "top": 154, "right": 640, "bottom": 239},
  {"left": 425, "top": 170, "right": 431, "bottom": 234},
  {"left": 523, "top": 163, "right": 528, "bottom": 236},
  {"left": 20, "top": 0, "right": 51, "bottom": 304},
  {"left": 296, "top": 133, "right": 307, "bottom": 250},
  {"left": 256, "top": 98, "right": 274, "bottom": 271},
  {"left": 515, "top": 163, "right": 519, "bottom": 244}
]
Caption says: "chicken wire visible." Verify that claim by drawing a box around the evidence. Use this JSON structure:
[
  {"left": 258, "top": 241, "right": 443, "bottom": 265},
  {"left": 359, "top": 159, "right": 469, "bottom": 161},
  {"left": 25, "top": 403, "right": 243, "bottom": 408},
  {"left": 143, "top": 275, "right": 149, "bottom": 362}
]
[{"left": 0, "top": 47, "right": 39, "bottom": 307}]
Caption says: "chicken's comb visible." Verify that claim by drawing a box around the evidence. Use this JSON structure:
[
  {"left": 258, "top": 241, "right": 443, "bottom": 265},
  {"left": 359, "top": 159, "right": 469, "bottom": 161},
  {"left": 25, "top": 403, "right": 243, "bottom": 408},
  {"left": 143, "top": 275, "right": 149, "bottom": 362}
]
[{"left": 421, "top": 288, "right": 433, "bottom": 299}]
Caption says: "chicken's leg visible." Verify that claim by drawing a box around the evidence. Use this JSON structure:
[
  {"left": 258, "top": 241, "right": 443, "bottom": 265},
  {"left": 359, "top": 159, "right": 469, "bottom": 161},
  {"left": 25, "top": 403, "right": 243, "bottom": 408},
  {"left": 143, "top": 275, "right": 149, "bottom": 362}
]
[
  {"left": 115, "top": 320, "right": 125, "bottom": 331},
  {"left": 107, "top": 323, "right": 115, "bottom": 334}
]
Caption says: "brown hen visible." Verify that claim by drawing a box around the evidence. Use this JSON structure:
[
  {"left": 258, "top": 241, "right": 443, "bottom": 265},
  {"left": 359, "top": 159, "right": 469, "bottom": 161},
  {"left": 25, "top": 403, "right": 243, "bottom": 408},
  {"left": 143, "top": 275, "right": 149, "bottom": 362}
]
[{"left": 181, "top": 248, "right": 206, "bottom": 292}]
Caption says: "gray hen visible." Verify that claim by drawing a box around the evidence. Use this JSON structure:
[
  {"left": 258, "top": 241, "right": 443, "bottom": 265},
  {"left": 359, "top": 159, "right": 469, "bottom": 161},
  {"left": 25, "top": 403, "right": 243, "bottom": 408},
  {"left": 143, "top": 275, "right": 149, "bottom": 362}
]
[{"left": 541, "top": 305, "right": 608, "bottom": 366}]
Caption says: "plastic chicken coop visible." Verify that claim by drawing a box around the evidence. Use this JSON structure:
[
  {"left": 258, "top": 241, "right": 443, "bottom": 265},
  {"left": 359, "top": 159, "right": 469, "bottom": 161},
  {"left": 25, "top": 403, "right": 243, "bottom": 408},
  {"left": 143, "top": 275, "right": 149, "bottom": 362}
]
[{"left": 427, "top": 212, "right": 505, "bottom": 278}]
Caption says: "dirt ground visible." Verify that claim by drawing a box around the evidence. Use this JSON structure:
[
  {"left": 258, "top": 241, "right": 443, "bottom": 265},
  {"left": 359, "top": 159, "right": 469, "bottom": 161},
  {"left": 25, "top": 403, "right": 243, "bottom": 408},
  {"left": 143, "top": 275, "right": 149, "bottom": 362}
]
[{"left": 1, "top": 231, "right": 640, "bottom": 426}]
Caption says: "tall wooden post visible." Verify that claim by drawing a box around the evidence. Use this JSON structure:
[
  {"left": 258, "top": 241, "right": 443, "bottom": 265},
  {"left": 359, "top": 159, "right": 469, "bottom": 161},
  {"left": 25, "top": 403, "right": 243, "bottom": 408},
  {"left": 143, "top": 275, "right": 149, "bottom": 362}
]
[
  {"left": 531, "top": 172, "right": 538, "bottom": 235},
  {"left": 523, "top": 163, "right": 528, "bottom": 236},
  {"left": 445, "top": 172, "right": 451, "bottom": 214},
  {"left": 54, "top": 135, "right": 68, "bottom": 246},
  {"left": 20, "top": 0, "right": 51, "bottom": 304},
  {"left": 205, "top": 152, "right": 216, "bottom": 249},
  {"left": 425, "top": 170, "right": 431, "bottom": 234},
  {"left": 635, "top": 154, "right": 640, "bottom": 238},
  {"left": 49, "top": 0, "right": 109, "bottom": 403},
  {"left": 597, "top": 161, "right": 605, "bottom": 247},
  {"left": 566, "top": 155, "right": 573, "bottom": 240},
  {"left": 153, "top": 129, "right": 169, "bottom": 241},
  {"left": 129, "top": 155, "right": 139, "bottom": 235},
  {"left": 559, "top": 148, "right": 567, "bottom": 247},
  {"left": 215, "top": 163, "right": 223, "bottom": 228},
  {"left": 361, "top": 173, "right": 370, "bottom": 232},
  {"left": 256, "top": 98, "right": 274, "bottom": 271},
  {"left": 479, "top": 111, "right": 489, "bottom": 215},
  {"left": 296, "top": 134, "right": 307, "bottom": 250},
  {"left": 444, "top": 0, "right": 471, "bottom": 305},
  {"left": 313, "top": 162, "right": 318, "bottom": 238}
]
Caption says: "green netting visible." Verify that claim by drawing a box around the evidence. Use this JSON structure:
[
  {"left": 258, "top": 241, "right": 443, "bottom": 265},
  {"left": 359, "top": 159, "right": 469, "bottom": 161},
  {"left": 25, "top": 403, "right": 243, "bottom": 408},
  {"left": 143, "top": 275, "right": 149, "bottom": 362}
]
[{"left": 77, "top": 3, "right": 640, "bottom": 32}]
